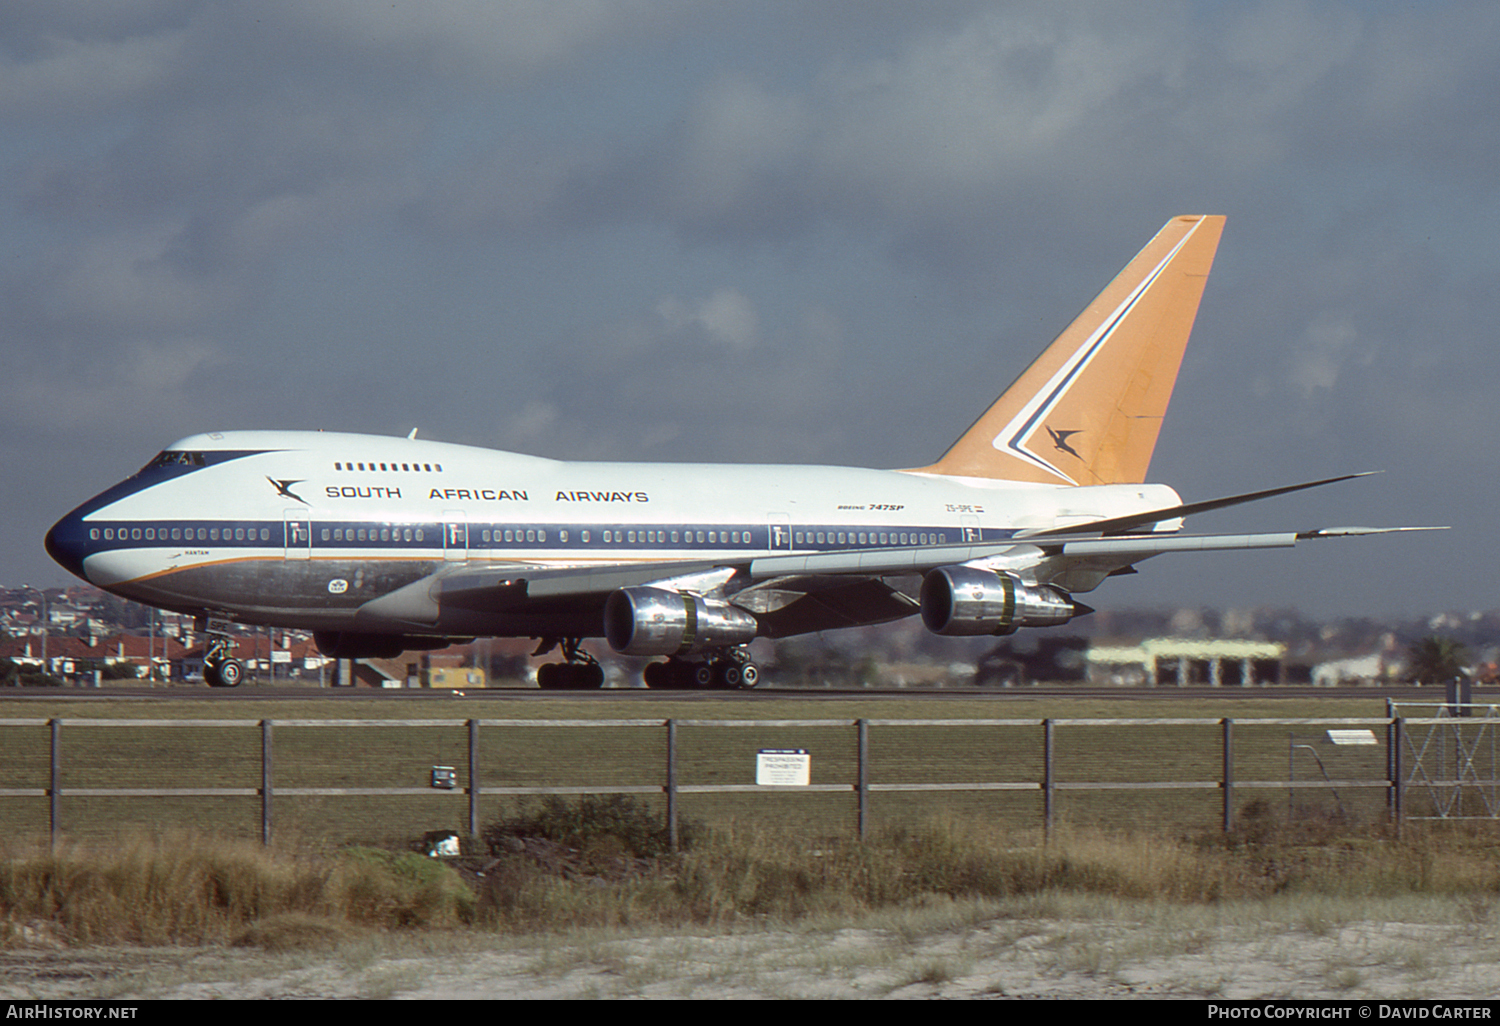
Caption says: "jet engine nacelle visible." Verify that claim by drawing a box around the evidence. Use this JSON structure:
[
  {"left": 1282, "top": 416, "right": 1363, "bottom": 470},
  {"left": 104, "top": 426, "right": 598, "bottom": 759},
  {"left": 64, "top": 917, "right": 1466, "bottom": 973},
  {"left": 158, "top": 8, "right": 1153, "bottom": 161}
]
[
  {"left": 313, "top": 631, "right": 471, "bottom": 660},
  {"left": 604, "top": 587, "right": 759, "bottom": 656},
  {"left": 920, "top": 566, "right": 1080, "bottom": 636}
]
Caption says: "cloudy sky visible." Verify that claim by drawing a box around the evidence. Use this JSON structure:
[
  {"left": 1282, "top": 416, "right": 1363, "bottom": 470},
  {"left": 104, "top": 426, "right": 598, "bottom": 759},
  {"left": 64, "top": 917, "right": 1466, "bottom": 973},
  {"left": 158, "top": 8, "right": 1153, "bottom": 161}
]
[{"left": 5, "top": 1, "right": 1496, "bottom": 618}]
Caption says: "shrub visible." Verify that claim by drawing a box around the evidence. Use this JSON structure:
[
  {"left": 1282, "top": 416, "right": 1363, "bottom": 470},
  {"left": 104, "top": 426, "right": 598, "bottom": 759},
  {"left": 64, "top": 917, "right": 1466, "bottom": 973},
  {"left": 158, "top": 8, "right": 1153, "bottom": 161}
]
[
  {"left": 337, "top": 847, "right": 476, "bottom": 927},
  {"left": 482, "top": 794, "right": 687, "bottom": 859}
]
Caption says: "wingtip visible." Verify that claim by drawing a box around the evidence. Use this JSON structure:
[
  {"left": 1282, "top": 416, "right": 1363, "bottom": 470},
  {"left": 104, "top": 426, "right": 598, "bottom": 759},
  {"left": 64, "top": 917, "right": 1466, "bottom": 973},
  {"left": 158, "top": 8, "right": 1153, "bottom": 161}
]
[{"left": 1296, "top": 525, "right": 1450, "bottom": 540}]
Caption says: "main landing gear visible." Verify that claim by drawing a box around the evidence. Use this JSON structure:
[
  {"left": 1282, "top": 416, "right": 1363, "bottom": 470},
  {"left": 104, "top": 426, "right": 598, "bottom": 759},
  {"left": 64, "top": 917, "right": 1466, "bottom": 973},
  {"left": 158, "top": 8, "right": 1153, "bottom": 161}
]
[
  {"left": 643, "top": 649, "right": 760, "bottom": 690},
  {"left": 533, "top": 637, "right": 605, "bottom": 690},
  {"left": 202, "top": 631, "right": 242, "bottom": 688}
]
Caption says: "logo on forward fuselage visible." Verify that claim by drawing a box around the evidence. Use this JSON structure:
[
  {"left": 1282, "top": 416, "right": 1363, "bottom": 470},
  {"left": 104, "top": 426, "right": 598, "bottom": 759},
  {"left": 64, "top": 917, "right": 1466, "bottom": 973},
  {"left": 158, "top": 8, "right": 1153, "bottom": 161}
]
[{"left": 267, "top": 477, "right": 308, "bottom": 504}]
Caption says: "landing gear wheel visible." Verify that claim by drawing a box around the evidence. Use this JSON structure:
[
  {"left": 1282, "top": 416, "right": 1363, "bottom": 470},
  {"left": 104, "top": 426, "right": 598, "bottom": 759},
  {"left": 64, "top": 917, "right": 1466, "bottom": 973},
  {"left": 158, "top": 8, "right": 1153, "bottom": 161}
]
[
  {"left": 537, "top": 659, "right": 604, "bottom": 690},
  {"left": 706, "top": 650, "right": 760, "bottom": 689},
  {"left": 201, "top": 629, "right": 240, "bottom": 688},
  {"left": 217, "top": 658, "right": 243, "bottom": 688},
  {"left": 717, "top": 662, "right": 744, "bottom": 689},
  {"left": 532, "top": 637, "right": 604, "bottom": 690},
  {"left": 645, "top": 660, "right": 697, "bottom": 689},
  {"left": 645, "top": 654, "right": 760, "bottom": 689}
]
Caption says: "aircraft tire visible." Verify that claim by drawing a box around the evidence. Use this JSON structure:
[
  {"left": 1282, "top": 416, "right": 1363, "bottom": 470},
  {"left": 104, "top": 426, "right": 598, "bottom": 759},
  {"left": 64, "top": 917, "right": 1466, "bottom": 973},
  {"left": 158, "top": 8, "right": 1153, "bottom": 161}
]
[
  {"left": 218, "top": 658, "right": 243, "bottom": 687},
  {"left": 648, "top": 660, "right": 695, "bottom": 689},
  {"left": 692, "top": 663, "right": 714, "bottom": 689},
  {"left": 737, "top": 662, "right": 760, "bottom": 689},
  {"left": 203, "top": 662, "right": 224, "bottom": 688},
  {"left": 536, "top": 663, "right": 558, "bottom": 690}
]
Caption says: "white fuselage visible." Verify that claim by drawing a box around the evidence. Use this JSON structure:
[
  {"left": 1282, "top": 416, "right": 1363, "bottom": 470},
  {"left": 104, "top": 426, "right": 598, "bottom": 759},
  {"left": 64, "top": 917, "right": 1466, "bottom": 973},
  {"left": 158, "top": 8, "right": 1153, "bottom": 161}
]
[{"left": 48, "top": 430, "right": 1180, "bottom": 635}]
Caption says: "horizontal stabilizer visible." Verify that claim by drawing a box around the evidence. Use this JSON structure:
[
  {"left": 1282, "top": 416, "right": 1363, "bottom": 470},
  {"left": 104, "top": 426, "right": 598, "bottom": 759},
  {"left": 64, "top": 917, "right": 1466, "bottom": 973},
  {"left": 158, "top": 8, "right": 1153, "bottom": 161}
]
[{"left": 1020, "top": 473, "right": 1379, "bottom": 539}]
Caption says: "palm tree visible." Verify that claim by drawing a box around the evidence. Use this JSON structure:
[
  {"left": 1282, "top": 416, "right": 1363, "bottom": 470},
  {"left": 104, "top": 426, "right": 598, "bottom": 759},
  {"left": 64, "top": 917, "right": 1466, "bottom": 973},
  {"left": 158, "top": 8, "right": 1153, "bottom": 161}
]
[{"left": 1406, "top": 635, "right": 1471, "bottom": 685}]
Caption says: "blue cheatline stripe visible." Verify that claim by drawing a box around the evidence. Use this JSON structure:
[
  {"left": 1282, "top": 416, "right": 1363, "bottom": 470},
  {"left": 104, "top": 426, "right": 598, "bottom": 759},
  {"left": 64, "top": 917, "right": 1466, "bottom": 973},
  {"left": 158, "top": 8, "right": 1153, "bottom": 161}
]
[{"left": 77, "top": 517, "right": 1010, "bottom": 557}]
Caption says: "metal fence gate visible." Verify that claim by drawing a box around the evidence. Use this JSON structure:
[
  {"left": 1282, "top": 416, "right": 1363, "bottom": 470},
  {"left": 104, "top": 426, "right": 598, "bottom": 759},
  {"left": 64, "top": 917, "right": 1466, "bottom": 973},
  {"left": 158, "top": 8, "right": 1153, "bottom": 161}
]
[{"left": 1390, "top": 699, "right": 1500, "bottom": 820}]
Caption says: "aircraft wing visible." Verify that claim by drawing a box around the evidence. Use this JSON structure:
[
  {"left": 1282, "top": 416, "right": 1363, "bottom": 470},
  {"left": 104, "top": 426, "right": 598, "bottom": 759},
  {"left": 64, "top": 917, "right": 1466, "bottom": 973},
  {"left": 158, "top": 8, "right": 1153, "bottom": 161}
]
[
  {"left": 355, "top": 524, "right": 1441, "bottom": 641},
  {"left": 456, "top": 524, "right": 1437, "bottom": 597}
]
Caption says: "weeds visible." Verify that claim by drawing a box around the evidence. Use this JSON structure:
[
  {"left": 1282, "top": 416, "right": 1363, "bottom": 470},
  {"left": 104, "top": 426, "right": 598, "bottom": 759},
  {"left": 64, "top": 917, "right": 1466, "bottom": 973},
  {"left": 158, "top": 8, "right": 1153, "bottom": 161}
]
[
  {"left": 8, "top": 804, "right": 1500, "bottom": 950},
  {"left": 481, "top": 794, "right": 689, "bottom": 859},
  {"left": 0, "top": 831, "right": 473, "bottom": 948}
]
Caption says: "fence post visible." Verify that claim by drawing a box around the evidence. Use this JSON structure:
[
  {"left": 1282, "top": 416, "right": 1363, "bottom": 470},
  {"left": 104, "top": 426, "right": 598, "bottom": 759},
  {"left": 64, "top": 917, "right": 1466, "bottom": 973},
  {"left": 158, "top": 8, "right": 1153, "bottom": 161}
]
[
  {"left": 467, "top": 719, "right": 479, "bottom": 839},
  {"left": 49, "top": 718, "right": 60, "bottom": 851},
  {"left": 1221, "top": 718, "right": 1234, "bottom": 833},
  {"left": 1042, "top": 718, "right": 1054, "bottom": 837},
  {"left": 857, "top": 718, "right": 869, "bottom": 840},
  {"left": 1392, "top": 716, "right": 1404, "bottom": 837},
  {"left": 1385, "top": 699, "right": 1395, "bottom": 818},
  {"left": 666, "top": 718, "right": 678, "bottom": 853},
  {"left": 260, "top": 719, "right": 273, "bottom": 846}
]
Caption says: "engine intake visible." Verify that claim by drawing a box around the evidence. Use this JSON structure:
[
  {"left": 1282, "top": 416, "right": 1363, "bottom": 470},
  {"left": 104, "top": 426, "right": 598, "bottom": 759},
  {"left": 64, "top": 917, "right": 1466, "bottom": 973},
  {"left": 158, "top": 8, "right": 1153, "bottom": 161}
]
[
  {"left": 604, "top": 587, "right": 758, "bottom": 656},
  {"left": 920, "top": 566, "right": 1080, "bottom": 636}
]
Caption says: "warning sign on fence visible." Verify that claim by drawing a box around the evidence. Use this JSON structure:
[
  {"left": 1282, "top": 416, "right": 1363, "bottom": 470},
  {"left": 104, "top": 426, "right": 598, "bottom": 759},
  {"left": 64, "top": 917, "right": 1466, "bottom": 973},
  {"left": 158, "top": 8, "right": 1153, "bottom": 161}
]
[{"left": 756, "top": 748, "right": 810, "bottom": 786}]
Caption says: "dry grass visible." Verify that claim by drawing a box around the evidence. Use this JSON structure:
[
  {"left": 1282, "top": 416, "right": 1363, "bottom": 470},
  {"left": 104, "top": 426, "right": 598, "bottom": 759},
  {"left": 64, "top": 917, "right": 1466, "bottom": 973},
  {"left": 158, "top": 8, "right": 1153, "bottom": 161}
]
[
  {"left": 5, "top": 804, "right": 1500, "bottom": 952},
  {"left": 0, "top": 832, "right": 474, "bottom": 949},
  {"left": 420, "top": 808, "right": 1500, "bottom": 934}
]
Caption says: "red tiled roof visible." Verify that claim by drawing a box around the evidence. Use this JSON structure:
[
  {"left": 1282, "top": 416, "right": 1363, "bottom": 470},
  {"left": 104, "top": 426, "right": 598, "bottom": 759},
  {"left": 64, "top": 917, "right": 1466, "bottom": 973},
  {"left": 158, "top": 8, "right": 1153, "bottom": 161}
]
[{"left": 0, "top": 633, "right": 190, "bottom": 662}]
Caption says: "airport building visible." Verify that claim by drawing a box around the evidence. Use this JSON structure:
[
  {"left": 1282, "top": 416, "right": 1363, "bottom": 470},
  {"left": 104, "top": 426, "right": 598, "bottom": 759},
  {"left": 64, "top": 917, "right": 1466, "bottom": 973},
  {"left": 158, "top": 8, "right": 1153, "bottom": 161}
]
[{"left": 1087, "top": 638, "right": 1286, "bottom": 687}]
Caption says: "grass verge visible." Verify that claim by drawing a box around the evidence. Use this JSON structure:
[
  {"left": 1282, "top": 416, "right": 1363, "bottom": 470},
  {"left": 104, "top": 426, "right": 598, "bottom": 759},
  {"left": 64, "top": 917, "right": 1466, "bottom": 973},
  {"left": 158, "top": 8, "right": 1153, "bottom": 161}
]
[{"left": 6, "top": 801, "right": 1500, "bottom": 949}]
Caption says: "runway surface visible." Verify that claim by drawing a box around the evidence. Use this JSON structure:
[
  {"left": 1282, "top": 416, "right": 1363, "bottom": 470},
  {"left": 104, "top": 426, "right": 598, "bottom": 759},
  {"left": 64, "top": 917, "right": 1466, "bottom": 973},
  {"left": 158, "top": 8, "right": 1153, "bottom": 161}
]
[{"left": 0, "top": 683, "right": 1456, "bottom": 703}]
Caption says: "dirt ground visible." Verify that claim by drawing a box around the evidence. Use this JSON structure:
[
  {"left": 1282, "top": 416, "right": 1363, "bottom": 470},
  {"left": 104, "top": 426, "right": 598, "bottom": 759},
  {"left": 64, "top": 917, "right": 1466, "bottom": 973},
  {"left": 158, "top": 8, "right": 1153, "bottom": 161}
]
[{"left": 5, "top": 901, "right": 1500, "bottom": 999}]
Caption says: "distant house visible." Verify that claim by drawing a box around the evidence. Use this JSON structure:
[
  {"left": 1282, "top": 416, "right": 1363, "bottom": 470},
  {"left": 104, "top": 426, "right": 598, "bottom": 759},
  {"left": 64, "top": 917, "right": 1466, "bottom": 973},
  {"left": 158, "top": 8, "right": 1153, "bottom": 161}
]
[
  {"left": 0, "top": 633, "right": 189, "bottom": 681},
  {"left": 1311, "top": 653, "right": 1389, "bottom": 687}
]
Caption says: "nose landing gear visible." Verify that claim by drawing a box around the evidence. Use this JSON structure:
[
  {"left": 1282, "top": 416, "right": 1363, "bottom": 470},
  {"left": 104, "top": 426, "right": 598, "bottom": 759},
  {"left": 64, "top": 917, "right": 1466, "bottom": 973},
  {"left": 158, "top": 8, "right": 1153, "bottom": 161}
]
[{"left": 202, "top": 632, "right": 242, "bottom": 688}]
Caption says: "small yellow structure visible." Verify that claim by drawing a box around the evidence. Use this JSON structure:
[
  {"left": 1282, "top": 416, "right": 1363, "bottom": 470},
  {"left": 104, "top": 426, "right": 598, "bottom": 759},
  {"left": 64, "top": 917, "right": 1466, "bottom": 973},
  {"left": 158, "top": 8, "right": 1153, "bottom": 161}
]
[{"left": 427, "top": 666, "right": 488, "bottom": 689}]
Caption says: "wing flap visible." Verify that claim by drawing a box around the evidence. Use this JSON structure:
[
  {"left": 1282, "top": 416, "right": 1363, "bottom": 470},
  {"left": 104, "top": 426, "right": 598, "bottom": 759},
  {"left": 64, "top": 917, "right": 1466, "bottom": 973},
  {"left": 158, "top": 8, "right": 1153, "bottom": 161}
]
[
  {"left": 754, "top": 578, "right": 920, "bottom": 638},
  {"left": 361, "top": 525, "right": 1439, "bottom": 638}
]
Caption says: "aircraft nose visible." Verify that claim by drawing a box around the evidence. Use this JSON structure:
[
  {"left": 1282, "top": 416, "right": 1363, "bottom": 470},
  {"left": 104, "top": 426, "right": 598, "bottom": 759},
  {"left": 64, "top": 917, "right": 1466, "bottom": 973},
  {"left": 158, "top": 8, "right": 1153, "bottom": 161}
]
[{"left": 45, "top": 510, "right": 90, "bottom": 583}]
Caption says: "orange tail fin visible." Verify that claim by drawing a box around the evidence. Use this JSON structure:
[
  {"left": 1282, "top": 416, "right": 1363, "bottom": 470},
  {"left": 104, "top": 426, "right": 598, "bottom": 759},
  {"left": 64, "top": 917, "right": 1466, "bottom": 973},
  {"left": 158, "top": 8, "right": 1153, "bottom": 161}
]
[{"left": 907, "top": 215, "right": 1225, "bottom": 485}]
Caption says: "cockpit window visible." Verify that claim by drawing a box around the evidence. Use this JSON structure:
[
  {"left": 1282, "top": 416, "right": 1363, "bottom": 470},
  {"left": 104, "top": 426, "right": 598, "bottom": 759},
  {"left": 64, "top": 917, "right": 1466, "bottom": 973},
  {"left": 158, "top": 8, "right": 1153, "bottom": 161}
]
[{"left": 142, "top": 450, "right": 207, "bottom": 471}]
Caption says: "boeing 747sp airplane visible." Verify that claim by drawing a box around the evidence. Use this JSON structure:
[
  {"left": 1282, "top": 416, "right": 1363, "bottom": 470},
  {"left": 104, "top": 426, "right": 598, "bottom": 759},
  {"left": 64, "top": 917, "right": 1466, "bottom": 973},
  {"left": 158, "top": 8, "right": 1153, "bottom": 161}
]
[{"left": 45, "top": 216, "right": 1429, "bottom": 688}]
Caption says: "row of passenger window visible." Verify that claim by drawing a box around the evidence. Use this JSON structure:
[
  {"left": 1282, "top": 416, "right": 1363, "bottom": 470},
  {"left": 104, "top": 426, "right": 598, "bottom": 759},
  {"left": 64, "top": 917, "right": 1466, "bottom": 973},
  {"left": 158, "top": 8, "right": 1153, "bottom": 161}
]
[
  {"left": 323, "top": 526, "right": 427, "bottom": 543},
  {"left": 333, "top": 461, "right": 443, "bottom": 472},
  {"left": 90, "top": 523, "right": 951, "bottom": 548},
  {"left": 321, "top": 527, "right": 759, "bottom": 546},
  {"left": 543, "top": 528, "right": 755, "bottom": 546},
  {"left": 797, "top": 530, "right": 946, "bottom": 546},
  {"left": 92, "top": 526, "right": 271, "bottom": 543}
]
